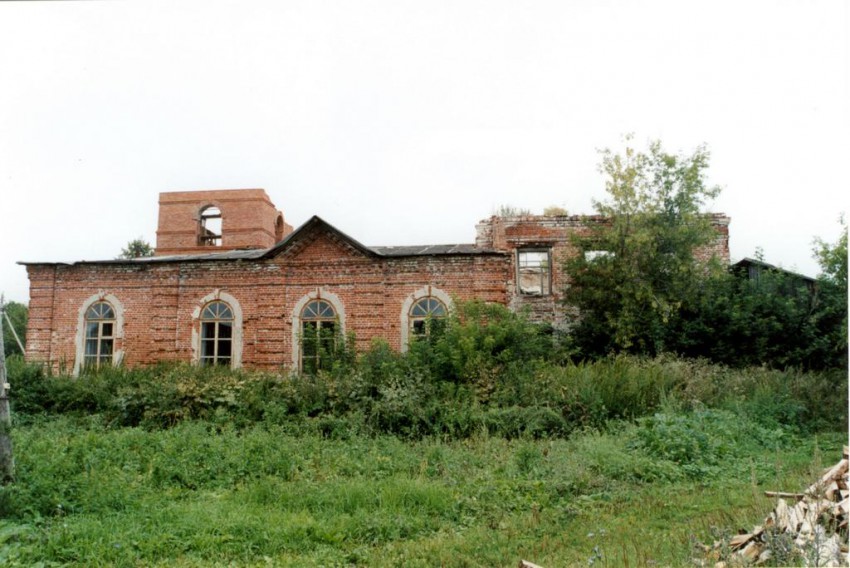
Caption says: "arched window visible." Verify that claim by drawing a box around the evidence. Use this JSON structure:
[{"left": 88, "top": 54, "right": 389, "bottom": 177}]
[
  {"left": 300, "top": 299, "right": 337, "bottom": 373},
  {"left": 199, "top": 300, "right": 234, "bottom": 366},
  {"left": 409, "top": 296, "right": 447, "bottom": 339},
  {"left": 83, "top": 301, "right": 116, "bottom": 369},
  {"left": 274, "top": 214, "right": 285, "bottom": 242},
  {"left": 198, "top": 206, "right": 222, "bottom": 246},
  {"left": 400, "top": 286, "right": 452, "bottom": 352}
]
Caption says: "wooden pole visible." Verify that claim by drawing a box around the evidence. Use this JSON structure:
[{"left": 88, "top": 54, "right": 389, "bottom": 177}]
[
  {"left": 3, "top": 309, "right": 25, "bottom": 354},
  {"left": 0, "top": 295, "right": 15, "bottom": 483}
]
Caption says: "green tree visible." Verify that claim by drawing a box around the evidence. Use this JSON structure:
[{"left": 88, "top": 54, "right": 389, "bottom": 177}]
[
  {"left": 543, "top": 205, "right": 568, "bottom": 216},
  {"left": 565, "top": 137, "right": 723, "bottom": 356},
  {"left": 119, "top": 238, "right": 154, "bottom": 259},
  {"left": 812, "top": 217, "right": 848, "bottom": 368},
  {"left": 666, "top": 218, "right": 846, "bottom": 371},
  {"left": 2, "top": 301, "right": 27, "bottom": 358}
]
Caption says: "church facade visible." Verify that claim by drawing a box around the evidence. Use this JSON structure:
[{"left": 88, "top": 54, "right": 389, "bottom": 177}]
[{"left": 21, "top": 189, "right": 730, "bottom": 373}]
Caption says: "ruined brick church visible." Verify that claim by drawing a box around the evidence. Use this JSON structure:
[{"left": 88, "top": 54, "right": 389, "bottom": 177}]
[{"left": 21, "top": 189, "right": 730, "bottom": 373}]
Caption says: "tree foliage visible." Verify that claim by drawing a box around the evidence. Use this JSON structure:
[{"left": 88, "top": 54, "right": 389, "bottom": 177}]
[
  {"left": 663, "top": 217, "right": 846, "bottom": 371},
  {"left": 811, "top": 217, "right": 848, "bottom": 367},
  {"left": 565, "top": 137, "right": 723, "bottom": 356},
  {"left": 119, "top": 238, "right": 154, "bottom": 259},
  {"left": 543, "top": 205, "right": 568, "bottom": 216},
  {"left": 2, "top": 301, "right": 27, "bottom": 358}
]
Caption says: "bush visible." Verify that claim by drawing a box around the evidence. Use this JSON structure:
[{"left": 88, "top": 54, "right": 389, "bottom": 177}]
[
  {"left": 6, "top": 313, "right": 844, "bottom": 438},
  {"left": 630, "top": 406, "right": 786, "bottom": 479}
]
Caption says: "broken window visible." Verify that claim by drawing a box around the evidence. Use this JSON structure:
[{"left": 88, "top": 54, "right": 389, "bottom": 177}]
[
  {"left": 199, "top": 301, "right": 233, "bottom": 366},
  {"left": 409, "top": 296, "right": 447, "bottom": 339},
  {"left": 83, "top": 301, "right": 115, "bottom": 369},
  {"left": 300, "top": 299, "right": 337, "bottom": 374},
  {"left": 517, "top": 249, "right": 551, "bottom": 295},
  {"left": 198, "top": 206, "right": 222, "bottom": 246}
]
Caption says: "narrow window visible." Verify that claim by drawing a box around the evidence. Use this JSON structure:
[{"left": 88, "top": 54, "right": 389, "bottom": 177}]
[
  {"left": 83, "top": 301, "right": 115, "bottom": 369},
  {"left": 517, "top": 249, "right": 551, "bottom": 295},
  {"left": 274, "top": 214, "right": 285, "bottom": 242},
  {"left": 409, "top": 297, "right": 447, "bottom": 339},
  {"left": 300, "top": 299, "right": 337, "bottom": 373},
  {"left": 199, "top": 301, "right": 234, "bottom": 366},
  {"left": 198, "top": 206, "right": 222, "bottom": 246}
]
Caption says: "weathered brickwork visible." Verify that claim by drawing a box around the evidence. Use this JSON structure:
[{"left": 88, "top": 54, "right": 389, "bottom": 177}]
[
  {"left": 22, "top": 190, "right": 730, "bottom": 372},
  {"left": 155, "top": 189, "right": 293, "bottom": 256},
  {"left": 476, "top": 213, "right": 731, "bottom": 325}
]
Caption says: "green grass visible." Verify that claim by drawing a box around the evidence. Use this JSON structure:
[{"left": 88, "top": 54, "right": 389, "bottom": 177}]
[{"left": 0, "top": 415, "right": 844, "bottom": 567}]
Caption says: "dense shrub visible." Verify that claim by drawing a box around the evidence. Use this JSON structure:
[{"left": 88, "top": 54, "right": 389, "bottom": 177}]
[
  {"left": 667, "top": 269, "right": 847, "bottom": 371},
  {"left": 630, "top": 406, "right": 788, "bottom": 479},
  {"left": 5, "top": 299, "right": 845, "bottom": 437}
]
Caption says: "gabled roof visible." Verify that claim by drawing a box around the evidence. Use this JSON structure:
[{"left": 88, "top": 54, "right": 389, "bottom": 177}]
[
  {"left": 18, "top": 215, "right": 504, "bottom": 267},
  {"left": 733, "top": 257, "right": 816, "bottom": 283},
  {"left": 260, "top": 215, "right": 378, "bottom": 259}
]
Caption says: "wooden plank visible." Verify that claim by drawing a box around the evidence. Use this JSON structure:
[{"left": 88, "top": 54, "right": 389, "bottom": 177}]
[{"left": 764, "top": 491, "right": 804, "bottom": 500}]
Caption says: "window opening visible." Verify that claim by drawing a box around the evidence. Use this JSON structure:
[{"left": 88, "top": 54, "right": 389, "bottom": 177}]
[
  {"left": 199, "top": 206, "right": 223, "bottom": 246},
  {"left": 584, "top": 250, "right": 613, "bottom": 262},
  {"left": 84, "top": 301, "right": 115, "bottom": 369},
  {"left": 409, "top": 297, "right": 447, "bottom": 338},
  {"left": 275, "top": 214, "right": 285, "bottom": 242},
  {"left": 199, "top": 300, "right": 234, "bottom": 366},
  {"left": 300, "top": 299, "right": 337, "bottom": 373},
  {"left": 518, "top": 249, "right": 552, "bottom": 295}
]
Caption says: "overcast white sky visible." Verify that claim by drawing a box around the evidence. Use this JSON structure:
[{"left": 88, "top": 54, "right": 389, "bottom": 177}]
[{"left": 1, "top": 0, "right": 847, "bottom": 304}]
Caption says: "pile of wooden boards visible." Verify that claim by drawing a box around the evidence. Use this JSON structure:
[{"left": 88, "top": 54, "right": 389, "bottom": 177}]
[{"left": 701, "top": 446, "right": 848, "bottom": 567}]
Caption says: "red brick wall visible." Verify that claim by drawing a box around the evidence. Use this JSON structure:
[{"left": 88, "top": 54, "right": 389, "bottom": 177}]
[
  {"left": 26, "top": 225, "right": 510, "bottom": 371},
  {"left": 155, "top": 189, "right": 293, "bottom": 256},
  {"left": 25, "top": 204, "right": 731, "bottom": 372},
  {"left": 476, "top": 213, "right": 731, "bottom": 324}
]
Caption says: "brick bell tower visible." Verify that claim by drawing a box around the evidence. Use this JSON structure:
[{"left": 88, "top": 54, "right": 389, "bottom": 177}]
[{"left": 154, "top": 189, "right": 293, "bottom": 256}]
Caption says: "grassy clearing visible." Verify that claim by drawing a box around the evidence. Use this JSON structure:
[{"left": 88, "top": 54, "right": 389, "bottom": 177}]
[
  {"left": 2, "top": 345, "right": 846, "bottom": 565},
  {"left": 0, "top": 415, "right": 844, "bottom": 567}
]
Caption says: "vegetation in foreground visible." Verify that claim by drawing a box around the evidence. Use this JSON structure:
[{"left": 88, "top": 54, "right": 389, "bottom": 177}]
[
  {"left": 0, "top": 413, "right": 844, "bottom": 567},
  {"left": 0, "top": 347, "right": 847, "bottom": 566}
]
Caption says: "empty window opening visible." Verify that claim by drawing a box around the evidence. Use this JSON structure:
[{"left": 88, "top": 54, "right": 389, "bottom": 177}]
[
  {"left": 199, "top": 301, "right": 234, "bottom": 366},
  {"left": 409, "top": 297, "right": 447, "bottom": 339},
  {"left": 275, "top": 214, "right": 285, "bottom": 242},
  {"left": 199, "top": 206, "right": 223, "bottom": 246},
  {"left": 518, "top": 249, "right": 551, "bottom": 295},
  {"left": 84, "top": 301, "right": 115, "bottom": 369},
  {"left": 300, "top": 299, "right": 337, "bottom": 374}
]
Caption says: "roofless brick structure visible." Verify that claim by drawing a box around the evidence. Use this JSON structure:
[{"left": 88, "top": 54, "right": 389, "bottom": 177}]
[{"left": 20, "top": 189, "right": 730, "bottom": 374}]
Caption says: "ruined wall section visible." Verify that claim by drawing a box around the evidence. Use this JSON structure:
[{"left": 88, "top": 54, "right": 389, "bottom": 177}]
[
  {"left": 155, "top": 189, "right": 293, "bottom": 256},
  {"left": 475, "top": 213, "right": 730, "bottom": 328}
]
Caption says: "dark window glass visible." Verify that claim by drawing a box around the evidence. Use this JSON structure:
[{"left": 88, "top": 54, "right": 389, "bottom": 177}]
[
  {"left": 82, "top": 301, "right": 116, "bottom": 370},
  {"left": 300, "top": 301, "right": 338, "bottom": 373},
  {"left": 199, "top": 301, "right": 235, "bottom": 367},
  {"left": 409, "top": 296, "right": 447, "bottom": 340}
]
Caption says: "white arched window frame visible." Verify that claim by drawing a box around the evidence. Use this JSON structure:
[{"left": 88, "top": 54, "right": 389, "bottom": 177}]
[
  {"left": 400, "top": 286, "right": 452, "bottom": 352},
  {"left": 291, "top": 289, "right": 346, "bottom": 371},
  {"left": 74, "top": 292, "right": 125, "bottom": 376},
  {"left": 191, "top": 290, "right": 243, "bottom": 368}
]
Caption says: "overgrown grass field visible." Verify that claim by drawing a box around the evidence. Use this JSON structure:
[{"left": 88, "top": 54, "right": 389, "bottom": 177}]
[
  {"left": 0, "top": 414, "right": 844, "bottom": 566},
  {"left": 0, "top": 306, "right": 847, "bottom": 566}
]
